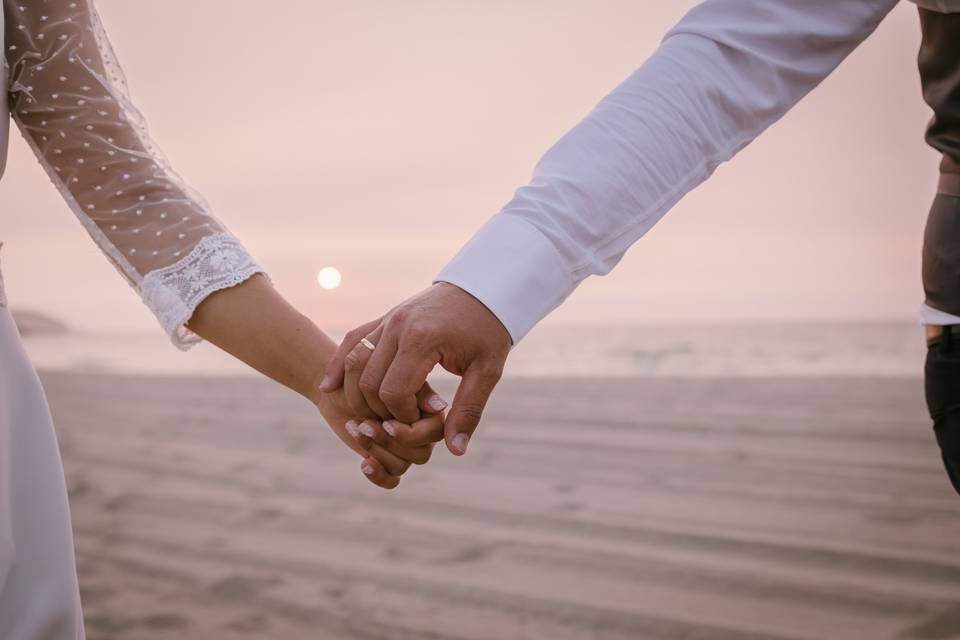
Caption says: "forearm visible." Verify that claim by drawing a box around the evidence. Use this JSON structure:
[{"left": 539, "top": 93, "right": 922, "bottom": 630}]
[{"left": 187, "top": 274, "right": 330, "bottom": 405}]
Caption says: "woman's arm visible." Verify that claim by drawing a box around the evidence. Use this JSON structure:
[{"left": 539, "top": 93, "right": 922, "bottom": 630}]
[
  {"left": 187, "top": 275, "right": 442, "bottom": 489},
  {"left": 5, "top": 0, "right": 262, "bottom": 348},
  {"left": 4, "top": 0, "right": 439, "bottom": 488}
]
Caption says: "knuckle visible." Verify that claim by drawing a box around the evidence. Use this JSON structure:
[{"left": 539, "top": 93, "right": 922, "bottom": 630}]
[
  {"left": 481, "top": 364, "right": 504, "bottom": 384},
  {"left": 387, "top": 308, "right": 408, "bottom": 325},
  {"left": 379, "top": 386, "right": 407, "bottom": 405},
  {"left": 357, "top": 378, "right": 379, "bottom": 396},
  {"left": 457, "top": 402, "right": 485, "bottom": 425},
  {"left": 344, "top": 350, "right": 365, "bottom": 372},
  {"left": 403, "top": 323, "right": 432, "bottom": 345}
]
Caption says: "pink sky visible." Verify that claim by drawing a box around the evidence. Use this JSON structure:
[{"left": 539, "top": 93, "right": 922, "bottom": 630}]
[{"left": 0, "top": 1, "right": 939, "bottom": 335}]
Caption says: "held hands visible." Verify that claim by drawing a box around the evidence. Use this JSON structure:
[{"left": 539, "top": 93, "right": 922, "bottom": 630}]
[
  {"left": 320, "top": 283, "right": 512, "bottom": 480},
  {"left": 314, "top": 382, "right": 445, "bottom": 490},
  {"left": 184, "top": 274, "right": 469, "bottom": 491}
]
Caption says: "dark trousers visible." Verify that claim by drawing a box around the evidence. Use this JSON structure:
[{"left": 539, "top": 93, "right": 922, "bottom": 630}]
[
  {"left": 926, "top": 329, "right": 960, "bottom": 495},
  {"left": 924, "top": 191, "right": 960, "bottom": 495}
]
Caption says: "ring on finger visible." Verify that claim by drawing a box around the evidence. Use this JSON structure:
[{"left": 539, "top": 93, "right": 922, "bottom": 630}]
[{"left": 360, "top": 338, "right": 376, "bottom": 352}]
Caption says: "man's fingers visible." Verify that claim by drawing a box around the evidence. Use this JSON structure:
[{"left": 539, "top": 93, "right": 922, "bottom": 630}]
[
  {"left": 343, "top": 326, "right": 385, "bottom": 417},
  {"left": 320, "top": 318, "right": 381, "bottom": 392},
  {"left": 444, "top": 363, "right": 501, "bottom": 456},
  {"left": 360, "top": 456, "right": 401, "bottom": 490},
  {"left": 416, "top": 382, "right": 448, "bottom": 415},
  {"left": 379, "top": 348, "right": 439, "bottom": 424},
  {"left": 357, "top": 331, "right": 399, "bottom": 420}
]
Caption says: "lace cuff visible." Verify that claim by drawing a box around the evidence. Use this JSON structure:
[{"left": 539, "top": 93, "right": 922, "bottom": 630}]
[{"left": 141, "top": 233, "right": 265, "bottom": 350}]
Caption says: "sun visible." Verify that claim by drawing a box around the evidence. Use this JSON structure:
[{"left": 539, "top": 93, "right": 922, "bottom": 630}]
[{"left": 317, "top": 267, "right": 342, "bottom": 290}]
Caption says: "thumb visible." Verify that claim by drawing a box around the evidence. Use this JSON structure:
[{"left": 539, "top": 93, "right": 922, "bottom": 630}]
[
  {"left": 444, "top": 363, "right": 501, "bottom": 456},
  {"left": 416, "top": 382, "right": 448, "bottom": 415},
  {"left": 320, "top": 318, "right": 381, "bottom": 392}
]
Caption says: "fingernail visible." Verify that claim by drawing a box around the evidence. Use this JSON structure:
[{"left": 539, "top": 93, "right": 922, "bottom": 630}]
[
  {"left": 361, "top": 462, "right": 375, "bottom": 476},
  {"left": 383, "top": 421, "right": 397, "bottom": 438},
  {"left": 428, "top": 395, "right": 447, "bottom": 411},
  {"left": 345, "top": 420, "right": 360, "bottom": 439},
  {"left": 319, "top": 375, "right": 332, "bottom": 391},
  {"left": 451, "top": 433, "right": 470, "bottom": 455},
  {"left": 359, "top": 422, "right": 376, "bottom": 438}
]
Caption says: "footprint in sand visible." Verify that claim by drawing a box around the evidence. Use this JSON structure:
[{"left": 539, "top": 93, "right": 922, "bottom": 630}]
[
  {"left": 209, "top": 574, "right": 283, "bottom": 601},
  {"left": 141, "top": 613, "right": 190, "bottom": 631},
  {"left": 437, "top": 543, "right": 497, "bottom": 564},
  {"left": 552, "top": 482, "right": 578, "bottom": 495},
  {"left": 224, "top": 613, "right": 270, "bottom": 633}
]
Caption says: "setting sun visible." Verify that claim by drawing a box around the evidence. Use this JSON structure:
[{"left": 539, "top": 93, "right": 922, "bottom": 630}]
[{"left": 317, "top": 267, "right": 342, "bottom": 290}]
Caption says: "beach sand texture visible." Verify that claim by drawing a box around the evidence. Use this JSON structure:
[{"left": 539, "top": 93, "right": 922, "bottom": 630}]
[{"left": 42, "top": 372, "right": 959, "bottom": 640}]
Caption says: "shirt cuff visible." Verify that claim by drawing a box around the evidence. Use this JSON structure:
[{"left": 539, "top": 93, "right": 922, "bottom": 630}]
[{"left": 435, "top": 214, "right": 575, "bottom": 343}]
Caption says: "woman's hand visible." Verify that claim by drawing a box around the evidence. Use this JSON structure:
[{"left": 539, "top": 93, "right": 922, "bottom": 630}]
[
  {"left": 315, "top": 386, "right": 444, "bottom": 490},
  {"left": 187, "top": 274, "right": 445, "bottom": 489}
]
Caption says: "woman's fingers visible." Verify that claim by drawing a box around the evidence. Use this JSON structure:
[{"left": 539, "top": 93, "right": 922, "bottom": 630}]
[
  {"left": 360, "top": 456, "right": 400, "bottom": 490},
  {"left": 348, "top": 419, "right": 434, "bottom": 466},
  {"left": 368, "top": 441, "right": 411, "bottom": 476},
  {"left": 348, "top": 422, "right": 410, "bottom": 476},
  {"left": 416, "top": 381, "right": 448, "bottom": 414}
]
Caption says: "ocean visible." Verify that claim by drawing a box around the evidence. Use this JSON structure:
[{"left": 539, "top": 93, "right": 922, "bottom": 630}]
[{"left": 21, "top": 321, "right": 926, "bottom": 379}]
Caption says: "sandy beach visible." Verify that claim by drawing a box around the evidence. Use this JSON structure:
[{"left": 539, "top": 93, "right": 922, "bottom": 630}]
[{"left": 42, "top": 372, "right": 959, "bottom": 640}]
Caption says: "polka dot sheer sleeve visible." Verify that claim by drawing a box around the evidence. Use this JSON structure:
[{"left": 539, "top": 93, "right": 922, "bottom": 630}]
[{"left": 4, "top": 0, "right": 266, "bottom": 349}]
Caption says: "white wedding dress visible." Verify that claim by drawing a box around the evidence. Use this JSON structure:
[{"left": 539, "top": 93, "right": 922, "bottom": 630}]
[{"left": 0, "top": 2, "right": 264, "bottom": 637}]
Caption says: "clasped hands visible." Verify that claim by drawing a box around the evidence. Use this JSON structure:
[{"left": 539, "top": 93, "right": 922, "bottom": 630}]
[{"left": 317, "top": 283, "right": 512, "bottom": 489}]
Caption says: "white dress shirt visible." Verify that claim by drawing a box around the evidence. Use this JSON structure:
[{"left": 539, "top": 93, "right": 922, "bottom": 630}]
[{"left": 437, "top": 0, "right": 960, "bottom": 343}]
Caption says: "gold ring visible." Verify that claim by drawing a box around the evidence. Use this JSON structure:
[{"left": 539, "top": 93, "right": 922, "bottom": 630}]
[{"left": 360, "top": 338, "right": 376, "bottom": 352}]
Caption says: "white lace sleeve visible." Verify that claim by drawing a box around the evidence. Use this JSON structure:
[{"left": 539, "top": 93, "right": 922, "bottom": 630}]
[{"left": 4, "top": 0, "right": 266, "bottom": 349}]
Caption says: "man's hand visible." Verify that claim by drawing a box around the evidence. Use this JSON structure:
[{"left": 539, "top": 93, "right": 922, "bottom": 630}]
[{"left": 320, "top": 283, "right": 512, "bottom": 456}]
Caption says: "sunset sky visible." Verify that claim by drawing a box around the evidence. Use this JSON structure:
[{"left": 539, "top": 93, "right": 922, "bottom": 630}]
[{"left": 0, "top": 0, "right": 940, "bottom": 336}]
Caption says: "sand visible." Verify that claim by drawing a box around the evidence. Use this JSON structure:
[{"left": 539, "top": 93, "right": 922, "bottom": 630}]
[{"left": 40, "top": 372, "right": 960, "bottom": 640}]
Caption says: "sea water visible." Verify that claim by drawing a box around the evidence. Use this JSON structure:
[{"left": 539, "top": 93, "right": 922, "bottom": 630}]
[{"left": 21, "top": 321, "right": 925, "bottom": 379}]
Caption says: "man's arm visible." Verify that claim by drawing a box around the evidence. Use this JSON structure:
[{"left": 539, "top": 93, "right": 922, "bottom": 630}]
[
  {"left": 325, "top": 0, "right": 900, "bottom": 454},
  {"left": 438, "top": 0, "right": 899, "bottom": 342}
]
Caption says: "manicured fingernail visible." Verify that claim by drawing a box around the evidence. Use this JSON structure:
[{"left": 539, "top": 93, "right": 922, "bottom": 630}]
[
  {"left": 451, "top": 433, "right": 470, "bottom": 455},
  {"left": 345, "top": 420, "right": 360, "bottom": 439},
  {"left": 428, "top": 395, "right": 447, "bottom": 411},
  {"left": 383, "top": 421, "right": 397, "bottom": 437},
  {"left": 361, "top": 462, "right": 375, "bottom": 476},
  {"left": 359, "top": 422, "right": 376, "bottom": 438},
  {"left": 319, "top": 375, "right": 332, "bottom": 390}
]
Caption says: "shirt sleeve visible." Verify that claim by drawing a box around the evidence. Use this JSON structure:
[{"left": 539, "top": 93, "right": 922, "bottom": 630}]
[
  {"left": 436, "top": 0, "right": 899, "bottom": 343},
  {"left": 5, "top": 0, "right": 266, "bottom": 349}
]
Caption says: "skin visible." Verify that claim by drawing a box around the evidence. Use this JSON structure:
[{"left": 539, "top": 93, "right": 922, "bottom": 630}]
[
  {"left": 321, "top": 282, "right": 513, "bottom": 457},
  {"left": 186, "top": 274, "right": 445, "bottom": 489}
]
